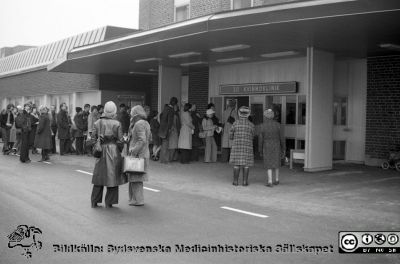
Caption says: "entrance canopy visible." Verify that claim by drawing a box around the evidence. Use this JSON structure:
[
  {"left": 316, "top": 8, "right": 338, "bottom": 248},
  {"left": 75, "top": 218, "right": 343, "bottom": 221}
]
[{"left": 48, "top": 0, "right": 400, "bottom": 75}]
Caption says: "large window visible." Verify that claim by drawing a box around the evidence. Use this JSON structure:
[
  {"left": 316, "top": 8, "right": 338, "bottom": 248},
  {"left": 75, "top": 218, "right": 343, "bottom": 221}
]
[
  {"left": 333, "top": 97, "right": 347, "bottom": 125},
  {"left": 175, "top": 0, "right": 190, "bottom": 22},
  {"left": 231, "top": 0, "right": 253, "bottom": 10},
  {"left": 266, "top": 95, "right": 306, "bottom": 125}
]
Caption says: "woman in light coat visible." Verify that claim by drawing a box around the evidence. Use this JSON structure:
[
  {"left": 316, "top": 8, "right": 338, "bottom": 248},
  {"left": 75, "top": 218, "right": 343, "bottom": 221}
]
[
  {"left": 127, "top": 105, "right": 151, "bottom": 206},
  {"left": 202, "top": 109, "right": 218, "bottom": 163},
  {"left": 178, "top": 103, "right": 194, "bottom": 164},
  {"left": 258, "top": 109, "right": 284, "bottom": 187},
  {"left": 91, "top": 101, "right": 127, "bottom": 208}
]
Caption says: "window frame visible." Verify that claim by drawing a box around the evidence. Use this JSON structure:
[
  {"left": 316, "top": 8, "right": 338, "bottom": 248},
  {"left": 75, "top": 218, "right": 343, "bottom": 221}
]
[
  {"left": 174, "top": 1, "right": 190, "bottom": 22},
  {"left": 231, "top": 0, "right": 254, "bottom": 10}
]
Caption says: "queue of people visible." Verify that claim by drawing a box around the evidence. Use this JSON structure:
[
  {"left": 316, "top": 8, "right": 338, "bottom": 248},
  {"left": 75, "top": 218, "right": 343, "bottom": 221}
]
[{"left": 1, "top": 97, "right": 285, "bottom": 208}]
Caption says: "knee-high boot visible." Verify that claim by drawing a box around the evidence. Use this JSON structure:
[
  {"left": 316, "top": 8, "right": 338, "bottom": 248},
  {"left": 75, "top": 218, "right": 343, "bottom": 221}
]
[
  {"left": 233, "top": 166, "right": 240, "bottom": 186},
  {"left": 243, "top": 167, "right": 249, "bottom": 186}
]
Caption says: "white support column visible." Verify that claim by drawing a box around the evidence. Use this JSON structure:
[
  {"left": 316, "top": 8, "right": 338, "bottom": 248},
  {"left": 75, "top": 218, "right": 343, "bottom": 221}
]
[
  {"left": 43, "top": 95, "right": 49, "bottom": 107},
  {"left": 71, "top": 93, "right": 77, "bottom": 115},
  {"left": 157, "top": 64, "right": 182, "bottom": 113},
  {"left": 21, "top": 96, "right": 25, "bottom": 106},
  {"left": 304, "top": 47, "right": 334, "bottom": 172}
]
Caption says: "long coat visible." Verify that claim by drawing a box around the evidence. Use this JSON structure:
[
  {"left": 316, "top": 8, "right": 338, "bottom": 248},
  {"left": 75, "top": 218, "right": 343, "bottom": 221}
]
[
  {"left": 191, "top": 111, "right": 203, "bottom": 147},
  {"left": 57, "top": 110, "right": 70, "bottom": 140},
  {"left": 34, "top": 113, "right": 52, "bottom": 149},
  {"left": 229, "top": 118, "right": 255, "bottom": 166},
  {"left": 222, "top": 107, "right": 238, "bottom": 148},
  {"left": 258, "top": 119, "right": 283, "bottom": 169},
  {"left": 126, "top": 119, "right": 151, "bottom": 183},
  {"left": 73, "top": 113, "right": 85, "bottom": 138},
  {"left": 29, "top": 113, "right": 39, "bottom": 147},
  {"left": 92, "top": 118, "right": 127, "bottom": 187},
  {"left": 158, "top": 105, "right": 174, "bottom": 139},
  {"left": 168, "top": 113, "right": 179, "bottom": 150},
  {"left": 178, "top": 111, "right": 194, "bottom": 149}
]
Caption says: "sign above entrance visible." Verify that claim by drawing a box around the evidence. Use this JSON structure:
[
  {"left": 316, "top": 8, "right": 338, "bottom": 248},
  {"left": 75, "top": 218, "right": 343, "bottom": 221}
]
[{"left": 219, "top": 82, "right": 297, "bottom": 95}]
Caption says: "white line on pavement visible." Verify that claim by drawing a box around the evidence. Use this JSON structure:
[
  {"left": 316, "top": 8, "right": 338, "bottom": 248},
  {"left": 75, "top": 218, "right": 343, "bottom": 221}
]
[
  {"left": 76, "top": 170, "right": 92, "bottom": 175},
  {"left": 144, "top": 187, "right": 160, "bottom": 192},
  {"left": 221, "top": 206, "right": 269, "bottom": 218},
  {"left": 43, "top": 161, "right": 52, "bottom": 165}
]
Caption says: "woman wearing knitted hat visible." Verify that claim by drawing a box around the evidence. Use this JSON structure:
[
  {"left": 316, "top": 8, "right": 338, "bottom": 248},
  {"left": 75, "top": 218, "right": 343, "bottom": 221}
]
[
  {"left": 229, "top": 106, "right": 255, "bottom": 186},
  {"left": 258, "top": 109, "right": 284, "bottom": 187},
  {"left": 91, "top": 101, "right": 127, "bottom": 208},
  {"left": 126, "top": 105, "right": 151, "bottom": 206}
]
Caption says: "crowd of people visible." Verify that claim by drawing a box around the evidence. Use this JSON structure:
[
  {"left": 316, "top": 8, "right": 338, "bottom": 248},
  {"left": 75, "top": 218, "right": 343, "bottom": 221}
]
[{"left": 1, "top": 96, "right": 285, "bottom": 208}]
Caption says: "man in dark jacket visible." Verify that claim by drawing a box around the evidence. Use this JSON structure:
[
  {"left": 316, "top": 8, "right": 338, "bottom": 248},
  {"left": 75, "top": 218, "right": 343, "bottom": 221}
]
[
  {"left": 49, "top": 105, "right": 58, "bottom": 154},
  {"left": 117, "top": 104, "right": 130, "bottom": 135},
  {"left": 57, "top": 103, "right": 70, "bottom": 155},
  {"left": 158, "top": 97, "right": 177, "bottom": 163},
  {"left": 0, "top": 104, "right": 15, "bottom": 154},
  {"left": 15, "top": 104, "right": 32, "bottom": 163},
  {"left": 73, "top": 107, "right": 85, "bottom": 155}
]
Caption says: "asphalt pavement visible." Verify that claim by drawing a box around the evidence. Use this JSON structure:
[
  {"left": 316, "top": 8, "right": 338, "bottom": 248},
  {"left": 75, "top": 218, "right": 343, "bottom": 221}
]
[{"left": 0, "top": 151, "right": 399, "bottom": 264}]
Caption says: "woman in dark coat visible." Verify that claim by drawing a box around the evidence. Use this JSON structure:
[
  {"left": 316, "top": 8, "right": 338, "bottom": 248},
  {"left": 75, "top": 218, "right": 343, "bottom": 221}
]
[
  {"left": 190, "top": 104, "right": 203, "bottom": 161},
  {"left": 73, "top": 107, "right": 85, "bottom": 155},
  {"left": 29, "top": 105, "right": 39, "bottom": 154},
  {"left": 229, "top": 106, "right": 254, "bottom": 186},
  {"left": 34, "top": 106, "right": 52, "bottom": 162},
  {"left": 258, "top": 109, "right": 284, "bottom": 187},
  {"left": 91, "top": 101, "right": 127, "bottom": 208}
]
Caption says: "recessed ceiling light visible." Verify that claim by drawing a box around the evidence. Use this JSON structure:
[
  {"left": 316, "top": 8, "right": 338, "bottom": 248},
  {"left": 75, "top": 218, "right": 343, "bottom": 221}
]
[
  {"left": 180, "top": 61, "right": 207, "bottom": 67},
  {"left": 148, "top": 68, "right": 158, "bottom": 72},
  {"left": 260, "top": 51, "right": 299, "bottom": 58},
  {"left": 379, "top": 43, "right": 400, "bottom": 51},
  {"left": 134, "top": 57, "right": 161, "bottom": 63},
  {"left": 168, "top": 52, "right": 201, "bottom": 58},
  {"left": 129, "top": 71, "right": 157, "bottom": 75},
  {"left": 216, "top": 57, "right": 249, "bottom": 63},
  {"left": 211, "top": 44, "right": 250, "bottom": 53}
]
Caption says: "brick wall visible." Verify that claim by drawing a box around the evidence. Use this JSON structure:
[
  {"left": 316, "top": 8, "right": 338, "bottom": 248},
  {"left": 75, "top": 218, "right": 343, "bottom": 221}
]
[
  {"left": 139, "top": 0, "right": 303, "bottom": 30},
  {"left": 150, "top": 75, "right": 159, "bottom": 111},
  {"left": 365, "top": 55, "right": 400, "bottom": 161},
  {"left": 139, "top": 0, "right": 151, "bottom": 30},
  {"left": 190, "top": 0, "right": 223, "bottom": 18},
  {"left": 0, "top": 69, "right": 99, "bottom": 97},
  {"left": 188, "top": 67, "right": 209, "bottom": 117}
]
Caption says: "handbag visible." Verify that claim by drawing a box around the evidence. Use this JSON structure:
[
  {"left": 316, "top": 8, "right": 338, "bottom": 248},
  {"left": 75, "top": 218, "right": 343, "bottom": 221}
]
[{"left": 123, "top": 156, "right": 145, "bottom": 173}]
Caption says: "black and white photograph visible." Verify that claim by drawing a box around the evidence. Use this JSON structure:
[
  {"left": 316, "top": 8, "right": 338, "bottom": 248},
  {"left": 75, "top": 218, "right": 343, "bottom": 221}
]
[{"left": 0, "top": 0, "right": 399, "bottom": 263}]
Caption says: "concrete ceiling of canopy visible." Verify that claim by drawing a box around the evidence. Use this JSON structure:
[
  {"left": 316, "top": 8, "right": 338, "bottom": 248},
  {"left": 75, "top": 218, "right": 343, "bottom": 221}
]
[{"left": 48, "top": 0, "right": 400, "bottom": 76}]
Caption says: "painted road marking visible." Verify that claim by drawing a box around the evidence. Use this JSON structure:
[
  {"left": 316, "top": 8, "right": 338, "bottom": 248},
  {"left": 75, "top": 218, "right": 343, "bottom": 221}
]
[
  {"left": 75, "top": 170, "right": 160, "bottom": 192},
  {"left": 144, "top": 187, "right": 160, "bottom": 192},
  {"left": 221, "top": 206, "right": 268, "bottom": 218},
  {"left": 43, "top": 161, "right": 52, "bottom": 165},
  {"left": 76, "top": 170, "right": 92, "bottom": 175}
]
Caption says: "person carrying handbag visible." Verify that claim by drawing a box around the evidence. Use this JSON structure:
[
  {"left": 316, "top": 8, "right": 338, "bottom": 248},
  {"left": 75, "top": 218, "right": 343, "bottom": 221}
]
[
  {"left": 126, "top": 105, "right": 151, "bottom": 206},
  {"left": 91, "top": 101, "right": 127, "bottom": 208}
]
